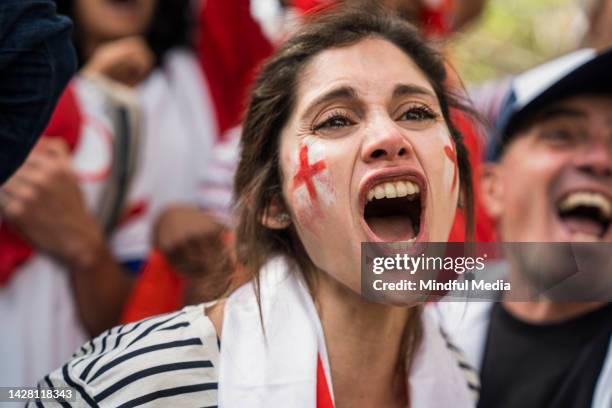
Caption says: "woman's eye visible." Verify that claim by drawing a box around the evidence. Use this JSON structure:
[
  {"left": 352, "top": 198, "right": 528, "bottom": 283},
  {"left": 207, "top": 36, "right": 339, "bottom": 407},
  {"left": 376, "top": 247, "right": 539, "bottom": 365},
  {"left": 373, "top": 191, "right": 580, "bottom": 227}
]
[
  {"left": 313, "top": 115, "right": 355, "bottom": 131},
  {"left": 399, "top": 106, "right": 438, "bottom": 122}
]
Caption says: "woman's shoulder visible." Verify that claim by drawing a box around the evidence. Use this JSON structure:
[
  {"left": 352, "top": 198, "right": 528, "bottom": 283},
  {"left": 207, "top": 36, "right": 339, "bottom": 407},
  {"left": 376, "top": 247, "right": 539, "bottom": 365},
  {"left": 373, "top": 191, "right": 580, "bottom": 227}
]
[{"left": 28, "top": 305, "right": 220, "bottom": 407}]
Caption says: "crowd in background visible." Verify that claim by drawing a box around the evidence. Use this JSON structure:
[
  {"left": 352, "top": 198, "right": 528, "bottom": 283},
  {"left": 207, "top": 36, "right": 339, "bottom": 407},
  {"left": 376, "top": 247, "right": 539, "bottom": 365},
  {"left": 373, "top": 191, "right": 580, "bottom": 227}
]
[{"left": 0, "top": 0, "right": 611, "bottom": 407}]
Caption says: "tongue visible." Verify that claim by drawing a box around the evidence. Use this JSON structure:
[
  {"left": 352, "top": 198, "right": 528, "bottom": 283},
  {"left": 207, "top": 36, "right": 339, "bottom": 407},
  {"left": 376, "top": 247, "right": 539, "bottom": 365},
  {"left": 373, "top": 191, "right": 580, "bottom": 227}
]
[
  {"left": 367, "top": 216, "right": 415, "bottom": 241},
  {"left": 562, "top": 216, "right": 604, "bottom": 237}
]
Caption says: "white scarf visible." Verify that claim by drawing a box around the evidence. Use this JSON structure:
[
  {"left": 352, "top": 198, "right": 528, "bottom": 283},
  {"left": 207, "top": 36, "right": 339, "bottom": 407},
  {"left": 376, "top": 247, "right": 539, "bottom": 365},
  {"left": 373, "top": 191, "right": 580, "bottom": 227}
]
[{"left": 219, "top": 256, "right": 476, "bottom": 407}]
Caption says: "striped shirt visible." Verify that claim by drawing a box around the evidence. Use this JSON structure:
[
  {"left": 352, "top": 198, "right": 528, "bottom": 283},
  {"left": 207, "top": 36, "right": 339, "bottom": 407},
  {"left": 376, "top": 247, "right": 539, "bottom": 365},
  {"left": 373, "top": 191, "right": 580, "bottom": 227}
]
[
  {"left": 27, "top": 305, "right": 219, "bottom": 407},
  {"left": 28, "top": 304, "right": 480, "bottom": 407}
]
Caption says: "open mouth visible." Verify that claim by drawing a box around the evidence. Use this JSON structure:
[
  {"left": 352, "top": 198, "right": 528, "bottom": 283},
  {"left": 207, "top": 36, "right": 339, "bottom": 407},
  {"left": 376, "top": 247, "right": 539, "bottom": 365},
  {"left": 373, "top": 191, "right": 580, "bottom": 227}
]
[
  {"left": 363, "top": 179, "right": 422, "bottom": 242},
  {"left": 557, "top": 191, "right": 612, "bottom": 240}
]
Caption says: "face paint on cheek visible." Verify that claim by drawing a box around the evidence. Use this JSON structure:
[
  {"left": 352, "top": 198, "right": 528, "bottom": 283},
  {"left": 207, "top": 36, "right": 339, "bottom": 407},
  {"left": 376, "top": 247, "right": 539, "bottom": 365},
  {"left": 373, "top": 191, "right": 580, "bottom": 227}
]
[
  {"left": 444, "top": 143, "right": 458, "bottom": 192},
  {"left": 437, "top": 127, "right": 458, "bottom": 194},
  {"left": 290, "top": 141, "right": 335, "bottom": 227}
]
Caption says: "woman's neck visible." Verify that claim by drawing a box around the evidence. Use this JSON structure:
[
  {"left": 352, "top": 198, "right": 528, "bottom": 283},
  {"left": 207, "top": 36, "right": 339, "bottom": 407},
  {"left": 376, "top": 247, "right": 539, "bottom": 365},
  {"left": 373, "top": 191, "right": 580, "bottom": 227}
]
[{"left": 315, "top": 272, "right": 412, "bottom": 408}]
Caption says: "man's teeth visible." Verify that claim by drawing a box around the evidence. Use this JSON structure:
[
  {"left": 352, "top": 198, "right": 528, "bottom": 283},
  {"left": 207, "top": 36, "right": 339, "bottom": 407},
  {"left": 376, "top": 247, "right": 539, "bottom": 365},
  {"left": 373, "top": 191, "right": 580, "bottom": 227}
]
[
  {"left": 367, "top": 181, "right": 419, "bottom": 202},
  {"left": 558, "top": 191, "right": 612, "bottom": 218},
  {"left": 390, "top": 239, "right": 417, "bottom": 249},
  {"left": 572, "top": 232, "right": 600, "bottom": 242}
]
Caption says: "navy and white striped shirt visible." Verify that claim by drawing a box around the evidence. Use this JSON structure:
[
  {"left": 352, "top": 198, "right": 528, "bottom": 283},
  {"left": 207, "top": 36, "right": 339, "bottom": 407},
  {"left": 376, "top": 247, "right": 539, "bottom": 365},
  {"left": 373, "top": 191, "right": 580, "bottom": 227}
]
[
  {"left": 28, "top": 303, "right": 480, "bottom": 407},
  {"left": 27, "top": 305, "right": 219, "bottom": 407}
]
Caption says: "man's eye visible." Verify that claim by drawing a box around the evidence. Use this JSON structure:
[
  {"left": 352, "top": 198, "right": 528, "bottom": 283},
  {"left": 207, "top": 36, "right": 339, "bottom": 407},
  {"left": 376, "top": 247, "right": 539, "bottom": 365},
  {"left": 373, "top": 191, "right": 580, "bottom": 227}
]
[
  {"left": 314, "top": 116, "right": 354, "bottom": 131},
  {"left": 544, "top": 130, "right": 576, "bottom": 144},
  {"left": 400, "top": 106, "right": 438, "bottom": 122}
]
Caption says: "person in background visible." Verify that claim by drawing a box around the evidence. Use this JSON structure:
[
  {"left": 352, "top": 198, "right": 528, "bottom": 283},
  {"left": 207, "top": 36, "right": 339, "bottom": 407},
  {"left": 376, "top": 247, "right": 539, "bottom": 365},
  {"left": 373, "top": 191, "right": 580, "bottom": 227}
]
[
  {"left": 0, "top": 0, "right": 267, "bottom": 388},
  {"left": 0, "top": 0, "right": 76, "bottom": 390},
  {"left": 472, "top": 0, "right": 612, "bottom": 158},
  {"left": 438, "top": 48, "right": 612, "bottom": 408},
  {"left": 582, "top": 0, "right": 612, "bottom": 50},
  {"left": 121, "top": 0, "right": 274, "bottom": 320},
  {"left": 0, "top": 0, "right": 75, "bottom": 184}
]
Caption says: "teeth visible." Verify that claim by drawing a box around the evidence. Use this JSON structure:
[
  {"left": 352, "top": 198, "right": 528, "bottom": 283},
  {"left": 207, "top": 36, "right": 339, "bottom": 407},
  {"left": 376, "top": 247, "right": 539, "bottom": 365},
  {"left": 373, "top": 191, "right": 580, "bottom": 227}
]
[
  {"left": 406, "top": 182, "right": 415, "bottom": 195},
  {"left": 572, "top": 232, "right": 599, "bottom": 242},
  {"left": 367, "top": 181, "right": 420, "bottom": 202},
  {"left": 396, "top": 182, "right": 408, "bottom": 197},
  {"left": 559, "top": 192, "right": 612, "bottom": 219},
  {"left": 385, "top": 183, "right": 397, "bottom": 198},
  {"left": 390, "top": 239, "right": 417, "bottom": 251}
]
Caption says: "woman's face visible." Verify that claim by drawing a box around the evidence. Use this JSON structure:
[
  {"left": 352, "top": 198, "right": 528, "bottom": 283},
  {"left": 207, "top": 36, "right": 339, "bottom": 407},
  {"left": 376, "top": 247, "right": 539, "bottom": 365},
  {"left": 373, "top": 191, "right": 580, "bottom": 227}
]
[
  {"left": 278, "top": 37, "right": 459, "bottom": 293},
  {"left": 75, "top": 0, "right": 156, "bottom": 42}
]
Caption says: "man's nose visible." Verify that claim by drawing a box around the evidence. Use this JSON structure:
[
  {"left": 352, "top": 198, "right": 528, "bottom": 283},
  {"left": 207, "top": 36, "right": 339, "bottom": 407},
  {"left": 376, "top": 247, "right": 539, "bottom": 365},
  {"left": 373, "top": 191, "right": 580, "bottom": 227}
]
[{"left": 575, "top": 140, "right": 612, "bottom": 178}]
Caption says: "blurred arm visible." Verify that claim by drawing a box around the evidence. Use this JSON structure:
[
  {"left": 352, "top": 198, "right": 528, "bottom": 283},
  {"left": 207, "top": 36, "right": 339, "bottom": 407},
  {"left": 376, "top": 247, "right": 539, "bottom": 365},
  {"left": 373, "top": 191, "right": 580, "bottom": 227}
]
[{"left": 1, "top": 139, "right": 133, "bottom": 336}]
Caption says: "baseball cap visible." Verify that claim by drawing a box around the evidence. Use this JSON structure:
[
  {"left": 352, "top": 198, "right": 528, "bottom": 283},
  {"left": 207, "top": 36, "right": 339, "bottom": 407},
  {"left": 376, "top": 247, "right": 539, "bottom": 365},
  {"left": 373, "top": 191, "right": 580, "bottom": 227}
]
[{"left": 488, "top": 47, "right": 612, "bottom": 160}]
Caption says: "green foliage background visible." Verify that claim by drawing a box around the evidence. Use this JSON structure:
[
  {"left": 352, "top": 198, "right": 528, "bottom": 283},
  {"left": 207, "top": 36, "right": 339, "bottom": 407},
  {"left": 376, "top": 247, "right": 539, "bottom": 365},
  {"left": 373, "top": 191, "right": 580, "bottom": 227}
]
[{"left": 449, "top": 0, "right": 585, "bottom": 85}]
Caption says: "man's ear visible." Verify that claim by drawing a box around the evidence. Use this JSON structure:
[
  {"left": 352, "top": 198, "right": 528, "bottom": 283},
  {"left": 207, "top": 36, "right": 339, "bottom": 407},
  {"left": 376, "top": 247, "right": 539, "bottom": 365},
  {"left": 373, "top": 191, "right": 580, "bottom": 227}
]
[
  {"left": 480, "top": 163, "right": 504, "bottom": 220},
  {"left": 261, "top": 198, "right": 292, "bottom": 229}
]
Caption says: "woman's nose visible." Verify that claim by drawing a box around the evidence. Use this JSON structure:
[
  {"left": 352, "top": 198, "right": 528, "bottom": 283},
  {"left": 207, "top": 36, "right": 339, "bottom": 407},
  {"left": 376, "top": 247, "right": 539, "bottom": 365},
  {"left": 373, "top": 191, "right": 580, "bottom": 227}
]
[{"left": 361, "top": 119, "right": 413, "bottom": 163}]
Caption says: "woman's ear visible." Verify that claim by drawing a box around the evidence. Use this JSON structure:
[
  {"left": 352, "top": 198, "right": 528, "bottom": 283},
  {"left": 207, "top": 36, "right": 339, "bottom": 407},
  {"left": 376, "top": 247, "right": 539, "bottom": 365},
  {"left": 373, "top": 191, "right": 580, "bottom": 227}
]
[
  {"left": 261, "top": 198, "right": 292, "bottom": 229},
  {"left": 480, "top": 162, "right": 504, "bottom": 220}
]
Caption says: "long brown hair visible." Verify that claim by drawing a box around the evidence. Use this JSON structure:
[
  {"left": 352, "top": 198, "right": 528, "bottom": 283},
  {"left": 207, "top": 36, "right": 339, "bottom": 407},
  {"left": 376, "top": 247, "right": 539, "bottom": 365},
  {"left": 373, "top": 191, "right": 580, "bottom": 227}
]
[{"left": 232, "top": 5, "right": 475, "bottom": 362}]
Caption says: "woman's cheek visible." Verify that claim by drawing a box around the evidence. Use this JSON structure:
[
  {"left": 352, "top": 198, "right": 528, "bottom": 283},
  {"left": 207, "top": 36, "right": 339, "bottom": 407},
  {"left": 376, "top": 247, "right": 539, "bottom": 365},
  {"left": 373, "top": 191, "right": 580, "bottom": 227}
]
[
  {"left": 436, "top": 127, "right": 459, "bottom": 198},
  {"left": 287, "top": 139, "right": 336, "bottom": 233},
  {"left": 421, "top": 127, "right": 460, "bottom": 239}
]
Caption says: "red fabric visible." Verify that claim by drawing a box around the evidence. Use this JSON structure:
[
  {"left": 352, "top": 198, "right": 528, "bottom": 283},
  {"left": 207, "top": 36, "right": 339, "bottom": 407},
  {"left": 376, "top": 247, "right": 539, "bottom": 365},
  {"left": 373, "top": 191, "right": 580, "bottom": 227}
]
[
  {"left": 447, "top": 108, "right": 495, "bottom": 243},
  {"left": 292, "top": 0, "right": 330, "bottom": 14},
  {"left": 121, "top": 250, "right": 186, "bottom": 324},
  {"left": 317, "top": 354, "right": 334, "bottom": 408},
  {"left": 116, "top": 200, "right": 149, "bottom": 228},
  {"left": 292, "top": 0, "right": 455, "bottom": 38},
  {"left": 39, "top": 83, "right": 82, "bottom": 151},
  {"left": 420, "top": 0, "right": 455, "bottom": 37},
  {"left": 0, "top": 83, "right": 82, "bottom": 287},
  {"left": 196, "top": 0, "right": 273, "bottom": 137}
]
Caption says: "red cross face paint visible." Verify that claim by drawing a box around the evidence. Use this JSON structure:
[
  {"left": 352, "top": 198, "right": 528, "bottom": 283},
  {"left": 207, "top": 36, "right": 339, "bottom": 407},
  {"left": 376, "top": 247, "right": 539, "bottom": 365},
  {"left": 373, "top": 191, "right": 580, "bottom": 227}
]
[
  {"left": 289, "top": 140, "right": 336, "bottom": 227},
  {"left": 277, "top": 38, "right": 460, "bottom": 294},
  {"left": 292, "top": 141, "right": 334, "bottom": 205}
]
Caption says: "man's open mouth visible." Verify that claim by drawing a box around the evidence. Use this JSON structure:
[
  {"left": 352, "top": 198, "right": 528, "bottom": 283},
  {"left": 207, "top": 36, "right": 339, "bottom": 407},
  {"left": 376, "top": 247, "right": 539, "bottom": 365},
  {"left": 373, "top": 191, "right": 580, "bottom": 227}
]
[
  {"left": 363, "top": 179, "right": 423, "bottom": 242},
  {"left": 556, "top": 191, "right": 612, "bottom": 240}
]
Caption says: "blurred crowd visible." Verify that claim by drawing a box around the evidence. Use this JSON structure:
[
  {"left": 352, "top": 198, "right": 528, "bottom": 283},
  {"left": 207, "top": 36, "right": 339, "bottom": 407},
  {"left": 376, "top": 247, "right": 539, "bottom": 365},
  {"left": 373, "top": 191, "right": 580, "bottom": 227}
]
[{"left": 0, "top": 0, "right": 611, "bottom": 407}]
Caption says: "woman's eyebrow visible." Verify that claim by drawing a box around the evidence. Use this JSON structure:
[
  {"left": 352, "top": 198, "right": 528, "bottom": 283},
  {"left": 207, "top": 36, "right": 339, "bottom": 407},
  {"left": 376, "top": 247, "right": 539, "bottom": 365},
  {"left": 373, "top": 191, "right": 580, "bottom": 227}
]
[
  {"left": 392, "top": 83, "right": 436, "bottom": 100},
  {"left": 302, "top": 86, "right": 358, "bottom": 119}
]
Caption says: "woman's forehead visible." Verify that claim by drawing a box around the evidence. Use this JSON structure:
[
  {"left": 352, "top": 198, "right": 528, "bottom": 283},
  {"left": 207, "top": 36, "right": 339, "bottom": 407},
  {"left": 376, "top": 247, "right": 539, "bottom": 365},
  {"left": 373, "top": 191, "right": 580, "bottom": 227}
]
[{"left": 295, "top": 37, "right": 436, "bottom": 111}]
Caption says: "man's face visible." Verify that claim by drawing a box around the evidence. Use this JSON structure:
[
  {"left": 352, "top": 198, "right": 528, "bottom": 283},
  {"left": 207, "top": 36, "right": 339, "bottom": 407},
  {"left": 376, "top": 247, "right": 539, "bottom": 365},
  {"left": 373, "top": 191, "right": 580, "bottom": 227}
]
[{"left": 483, "top": 95, "right": 612, "bottom": 243}]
